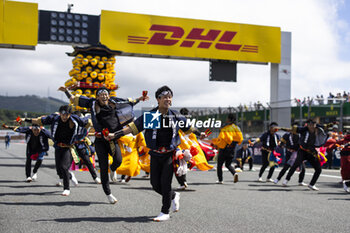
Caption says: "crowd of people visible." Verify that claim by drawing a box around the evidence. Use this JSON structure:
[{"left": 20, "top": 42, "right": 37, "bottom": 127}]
[
  {"left": 2, "top": 85, "right": 350, "bottom": 222},
  {"left": 296, "top": 91, "right": 350, "bottom": 106},
  {"left": 236, "top": 91, "right": 350, "bottom": 112}
]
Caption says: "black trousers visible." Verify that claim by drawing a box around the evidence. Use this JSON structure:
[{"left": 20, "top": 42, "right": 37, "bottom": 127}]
[
  {"left": 55, "top": 147, "right": 73, "bottom": 190},
  {"left": 258, "top": 150, "right": 275, "bottom": 179},
  {"left": 25, "top": 153, "right": 43, "bottom": 178},
  {"left": 286, "top": 149, "right": 322, "bottom": 186},
  {"left": 326, "top": 150, "right": 334, "bottom": 169},
  {"left": 217, "top": 147, "right": 236, "bottom": 182},
  {"left": 175, "top": 174, "right": 187, "bottom": 186},
  {"left": 94, "top": 138, "right": 122, "bottom": 195},
  {"left": 237, "top": 157, "right": 253, "bottom": 170},
  {"left": 150, "top": 152, "right": 176, "bottom": 214},
  {"left": 76, "top": 146, "right": 97, "bottom": 180},
  {"left": 276, "top": 151, "right": 306, "bottom": 182}
]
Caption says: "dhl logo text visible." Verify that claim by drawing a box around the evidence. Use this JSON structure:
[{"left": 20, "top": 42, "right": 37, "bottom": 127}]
[{"left": 128, "top": 24, "right": 258, "bottom": 53}]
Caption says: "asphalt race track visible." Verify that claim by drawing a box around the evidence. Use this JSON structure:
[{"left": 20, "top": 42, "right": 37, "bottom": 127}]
[{"left": 0, "top": 143, "right": 349, "bottom": 233}]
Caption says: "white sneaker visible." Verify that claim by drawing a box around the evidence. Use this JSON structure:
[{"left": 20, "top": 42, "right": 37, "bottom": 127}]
[
  {"left": 120, "top": 179, "right": 126, "bottom": 183},
  {"left": 216, "top": 180, "right": 223, "bottom": 184},
  {"left": 94, "top": 177, "right": 101, "bottom": 184},
  {"left": 273, "top": 179, "right": 279, "bottom": 184},
  {"left": 233, "top": 174, "right": 239, "bottom": 183},
  {"left": 299, "top": 182, "right": 307, "bottom": 186},
  {"left": 172, "top": 192, "right": 180, "bottom": 212},
  {"left": 26, "top": 177, "right": 32, "bottom": 182},
  {"left": 110, "top": 171, "right": 118, "bottom": 183},
  {"left": 107, "top": 194, "right": 118, "bottom": 204},
  {"left": 257, "top": 177, "right": 263, "bottom": 182},
  {"left": 235, "top": 168, "right": 242, "bottom": 173},
  {"left": 266, "top": 178, "right": 274, "bottom": 183},
  {"left": 177, "top": 185, "right": 186, "bottom": 190},
  {"left": 62, "top": 189, "right": 70, "bottom": 196},
  {"left": 31, "top": 173, "right": 38, "bottom": 181},
  {"left": 184, "top": 182, "right": 188, "bottom": 188},
  {"left": 56, "top": 179, "right": 63, "bottom": 187},
  {"left": 153, "top": 212, "right": 170, "bottom": 222},
  {"left": 70, "top": 172, "right": 78, "bottom": 186},
  {"left": 282, "top": 180, "right": 288, "bottom": 187},
  {"left": 308, "top": 184, "right": 319, "bottom": 191},
  {"left": 250, "top": 168, "right": 256, "bottom": 171}
]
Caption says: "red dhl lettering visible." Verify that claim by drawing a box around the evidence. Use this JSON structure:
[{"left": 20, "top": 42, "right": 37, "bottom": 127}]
[{"left": 127, "top": 24, "right": 258, "bottom": 53}]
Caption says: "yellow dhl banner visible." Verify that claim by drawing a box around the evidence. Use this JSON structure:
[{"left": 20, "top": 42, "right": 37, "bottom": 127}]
[
  {"left": 0, "top": 1, "right": 38, "bottom": 47},
  {"left": 100, "top": 11, "right": 281, "bottom": 63}
]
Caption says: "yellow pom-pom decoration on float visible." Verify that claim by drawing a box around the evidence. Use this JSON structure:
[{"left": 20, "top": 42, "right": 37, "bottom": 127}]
[
  {"left": 94, "top": 56, "right": 100, "bottom": 61},
  {"left": 108, "top": 57, "right": 116, "bottom": 63},
  {"left": 86, "top": 55, "right": 93, "bottom": 60},
  {"left": 84, "top": 89, "right": 91, "bottom": 97},
  {"left": 85, "top": 66, "right": 93, "bottom": 73},
  {"left": 86, "top": 77, "right": 92, "bottom": 84},
  {"left": 75, "top": 74, "right": 83, "bottom": 81},
  {"left": 105, "top": 62, "right": 112, "bottom": 69},
  {"left": 90, "top": 71, "right": 98, "bottom": 79},
  {"left": 101, "top": 57, "right": 108, "bottom": 62},
  {"left": 90, "top": 58, "right": 98, "bottom": 66},
  {"left": 64, "top": 79, "right": 72, "bottom": 87},
  {"left": 81, "top": 71, "right": 88, "bottom": 78},
  {"left": 82, "top": 58, "right": 89, "bottom": 66},
  {"left": 97, "top": 61, "right": 104, "bottom": 69},
  {"left": 76, "top": 54, "right": 84, "bottom": 60},
  {"left": 75, "top": 89, "right": 83, "bottom": 95},
  {"left": 73, "top": 67, "right": 81, "bottom": 74},
  {"left": 98, "top": 73, "right": 105, "bottom": 81}
]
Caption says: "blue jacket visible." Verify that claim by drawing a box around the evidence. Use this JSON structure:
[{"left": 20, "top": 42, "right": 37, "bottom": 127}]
[
  {"left": 40, "top": 114, "right": 90, "bottom": 147},
  {"left": 74, "top": 95, "right": 138, "bottom": 133},
  {"left": 14, "top": 126, "right": 51, "bottom": 155},
  {"left": 129, "top": 107, "right": 192, "bottom": 155},
  {"left": 74, "top": 127, "right": 90, "bottom": 150}
]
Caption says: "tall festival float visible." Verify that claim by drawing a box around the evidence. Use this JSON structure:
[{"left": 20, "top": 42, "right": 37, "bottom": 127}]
[{"left": 65, "top": 46, "right": 118, "bottom": 171}]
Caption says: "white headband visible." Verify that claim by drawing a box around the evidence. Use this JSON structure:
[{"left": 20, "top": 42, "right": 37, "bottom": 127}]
[
  {"left": 97, "top": 89, "right": 109, "bottom": 96},
  {"left": 158, "top": 90, "right": 172, "bottom": 98}
]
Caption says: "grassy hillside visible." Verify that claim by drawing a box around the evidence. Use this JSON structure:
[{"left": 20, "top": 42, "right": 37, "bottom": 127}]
[
  {"left": 0, "top": 95, "right": 68, "bottom": 125},
  {"left": 0, "top": 95, "right": 68, "bottom": 114},
  {"left": 0, "top": 109, "right": 44, "bottom": 125}
]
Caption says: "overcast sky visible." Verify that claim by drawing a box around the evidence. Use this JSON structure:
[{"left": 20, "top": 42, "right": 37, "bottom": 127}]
[{"left": 0, "top": 0, "right": 349, "bottom": 109}]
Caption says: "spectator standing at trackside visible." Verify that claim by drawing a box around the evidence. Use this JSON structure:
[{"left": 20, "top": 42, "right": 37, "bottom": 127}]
[
  {"left": 255, "top": 122, "right": 280, "bottom": 182},
  {"left": 5, "top": 132, "right": 11, "bottom": 149},
  {"left": 328, "top": 92, "right": 335, "bottom": 104}
]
